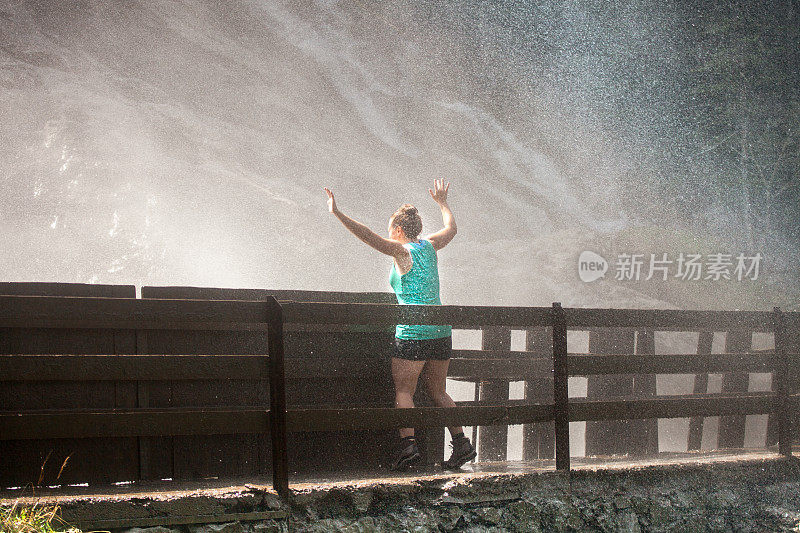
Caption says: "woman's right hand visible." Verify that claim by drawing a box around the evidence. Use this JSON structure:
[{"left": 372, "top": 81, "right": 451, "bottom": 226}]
[
  {"left": 429, "top": 179, "right": 450, "bottom": 205},
  {"left": 323, "top": 187, "right": 338, "bottom": 214}
]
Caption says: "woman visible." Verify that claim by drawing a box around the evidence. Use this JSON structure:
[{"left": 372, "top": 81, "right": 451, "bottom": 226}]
[{"left": 323, "top": 180, "right": 477, "bottom": 471}]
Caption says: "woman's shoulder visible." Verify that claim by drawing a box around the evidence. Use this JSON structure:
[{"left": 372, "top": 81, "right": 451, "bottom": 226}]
[
  {"left": 409, "top": 239, "right": 434, "bottom": 252},
  {"left": 416, "top": 238, "right": 433, "bottom": 247}
]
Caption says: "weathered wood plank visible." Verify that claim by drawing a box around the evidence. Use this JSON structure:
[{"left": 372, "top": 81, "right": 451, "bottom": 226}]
[
  {"left": 783, "top": 312, "right": 800, "bottom": 330},
  {"left": 0, "top": 295, "right": 272, "bottom": 326},
  {"left": 552, "top": 303, "right": 570, "bottom": 472},
  {"left": 449, "top": 357, "right": 552, "bottom": 380},
  {"left": 478, "top": 327, "right": 511, "bottom": 462},
  {"left": 0, "top": 393, "right": 784, "bottom": 445},
  {"left": 567, "top": 352, "right": 777, "bottom": 375},
  {"left": 688, "top": 331, "right": 715, "bottom": 451},
  {"left": 564, "top": 308, "right": 774, "bottom": 331},
  {"left": 523, "top": 326, "right": 554, "bottom": 461},
  {"left": 773, "top": 308, "right": 792, "bottom": 456},
  {"left": 111, "top": 329, "right": 140, "bottom": 486},
  {"left": 1, "top": 408, "right": 270, "bottom": 439},
  {"left": 0, "top": 319, "right": 271, "bottom": 331},
  {"left": 141, "top": 285, "right": 395, "bottom": 303},
  {"left": 9, "top": 350, "right": 773, "bottom": 384},
  {"left": 285, "top": 405, "right": 555, "bottom": 432},
  {"left": 718, "top": 330, "right": 752, "bottom": 448},
  {"left": 281, "top": 302, "right": 553, "bottom": 328},
  {"left": 267, "top": 298, "right": 289, "bottom": 497},
  {"left": 570, "top": 392, "right": 776, "bottom": 422},
  {"left": 286, "top": 357, "right": 385, "bottom": 380},
  {"left": 285, "top": 303, "right": 778, "bottom": 331},
  {"left": 283, "top": 323, "right": 394, "bottom": 332},
  {"left": 453, "top": 349, "right": 544, "bottom": 359},
  {"left": 632, "top": 328, "right": 658, "bottom": 456},
  {"left": 0, "top": 282, "right": 135, "bottom": 298},
  {"left": 0, "top": 355, "right": 270, "bottom": 381}
]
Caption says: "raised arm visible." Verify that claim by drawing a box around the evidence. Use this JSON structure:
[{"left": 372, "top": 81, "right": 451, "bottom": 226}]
[
  {"left": 324, "top": 187, "right": 406, "bottom": 257},
  {"left": 425, "top": 179, "right": 457, "bottom": 251}
]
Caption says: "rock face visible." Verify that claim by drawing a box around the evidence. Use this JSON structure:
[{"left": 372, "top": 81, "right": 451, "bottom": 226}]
[
  {"left": 58, "top": 457, "right": 800, "bottom": 533},
  {"left": 277, "top": 459, "right": 800, "bottom": 532}
]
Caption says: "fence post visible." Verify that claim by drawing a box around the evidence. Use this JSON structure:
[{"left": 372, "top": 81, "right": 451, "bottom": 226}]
[
  {"left": 718, "top": 329, "right": 752, "bottom": 449},
  {"left": 687, "top": 331, "right": 714, "bottom": 451},
  {"left": 266, "top": 296, "right": 289, "bottom": 497},
  {"left": 774, "top": 307, "right": 792, "bottom": 457},
  {"left": 552, "top": 302, "right": 570, "bottom": 472},
  {"left": 478, "top": 326, "right": 511, "bottom": 462},
  {"left": 523, "top": 326, "right": 554, "bottom": 460},
  {"left": 632, "top": 328, "right": 658, "bottom": 456}
]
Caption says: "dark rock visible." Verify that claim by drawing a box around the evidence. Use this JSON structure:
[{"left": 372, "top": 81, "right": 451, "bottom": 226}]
[
  {"left": 250, "top": 521, "right": 288, "bottom": 533},
  {"left": 123, "top": 528, "right": 178, "bottom": 533},
  {"left": 189, "top": 522, "right": 244, "bottom": 533},
  {"left": 472, "top": 506, "right": 502, "bottom": 525}
]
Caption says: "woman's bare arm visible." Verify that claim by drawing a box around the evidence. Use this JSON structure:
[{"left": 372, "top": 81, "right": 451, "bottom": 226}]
[
  {"left": 426, "top": 179, "right": 457, "bottom": 251},
  {"left": 324, "top": 187, "right": 406, "bottom": 257}
]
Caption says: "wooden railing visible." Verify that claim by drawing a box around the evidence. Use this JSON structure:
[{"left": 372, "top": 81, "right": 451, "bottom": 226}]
[
  {"left": 2, "top": 294, "right": 798, "bottom": 498},
  {"left": 0, "top": 296, "right": 278, "bottom": 439},
  {"left": 274, "top": 301, "right": 799, "bottom": 494}
]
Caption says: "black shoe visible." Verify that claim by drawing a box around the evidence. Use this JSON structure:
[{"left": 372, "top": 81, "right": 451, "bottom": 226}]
[
  {"left": 390, "top": 440, "right": 421, "bottom": 471},
  {"left": 442, "top": 436, "right": 476, "bottom": 470}
]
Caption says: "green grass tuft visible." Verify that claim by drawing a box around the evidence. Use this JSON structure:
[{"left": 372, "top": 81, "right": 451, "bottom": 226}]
[{"left": 0, "top": 500, "right": 81, "bottom": 533}]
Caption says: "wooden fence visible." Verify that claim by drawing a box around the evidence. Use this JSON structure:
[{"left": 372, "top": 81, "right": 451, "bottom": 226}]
[
  {"left": 279, "top": 301, "right": 800, "bottom": 486},
  {"left": 0, "top": 283, "right": 399, "bottom": 489},
  {"left": 1, "top": 283, "right": 798, "bottom": 497}
]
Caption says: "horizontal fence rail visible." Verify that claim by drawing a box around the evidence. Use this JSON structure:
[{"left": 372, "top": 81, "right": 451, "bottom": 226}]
[
  {"left": 285, "top": 405, "right": 556, "bottom": 432},
  {"left": 562, "top": 307, "right": 776, "bottom": 331},
  {"left": 568, "top": 392, "right": 792, "bottom": 421},
  {"left": 2, "top": 408, "right": 270, "bottom": 440},
  {"left": 9, "top": 395, "right": 796, "bottom": 439},
  {"left": 0, "top": 294, "right": 279, "bottom": 327},
  {"left": 7, "top": 351, "right": 791, "bottom": 382},
  {"left": 566, "top": 352, "right": 787, "bottom": 375},
  {"left": 1, "top": 292, "right": 798, "bottom": 496},
  {"left": 0, "top": 355, "right": 270, "bottom": 381},
  {"left": 281, "top": 301, "right": 554, "bottom": 328}
]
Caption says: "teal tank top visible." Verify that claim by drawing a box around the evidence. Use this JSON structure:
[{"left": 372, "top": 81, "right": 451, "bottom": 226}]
[{"left": 389, "top": 238, "right": 452, "bottom": 340}]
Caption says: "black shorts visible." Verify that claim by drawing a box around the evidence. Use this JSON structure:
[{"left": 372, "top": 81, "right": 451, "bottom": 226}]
[{"left": 393, "top": 335, "right": 452, "bottom": 361}]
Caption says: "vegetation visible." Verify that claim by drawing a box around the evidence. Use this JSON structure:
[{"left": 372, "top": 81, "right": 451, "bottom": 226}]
[
  {"left": 2, "top": 455, "right": 81, "bottom": 533},
  {"left": 0, "top": 500, "right": 80, "bottom": 533}
]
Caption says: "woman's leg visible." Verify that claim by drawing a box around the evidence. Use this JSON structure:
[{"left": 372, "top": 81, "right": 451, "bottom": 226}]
[
  {"left": 420, "top": 359, "right": 464, "bottom": 438},
  {"left": 391, "top": 357, "right": 426, "bottom": 438}
]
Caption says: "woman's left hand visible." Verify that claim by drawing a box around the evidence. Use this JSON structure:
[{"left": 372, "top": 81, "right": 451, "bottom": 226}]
[{"left": 323, "top": 187, "right": 339, "bottom": 215}]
